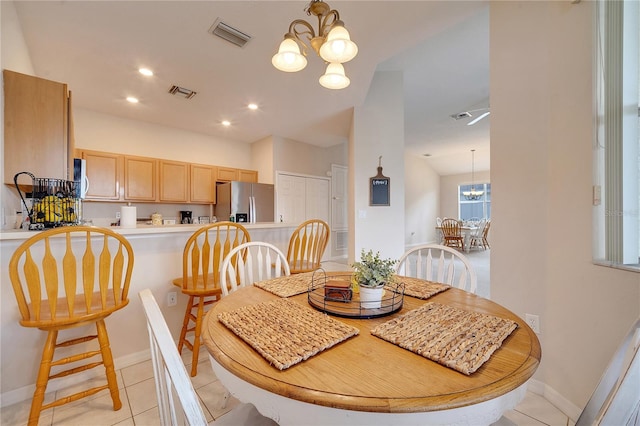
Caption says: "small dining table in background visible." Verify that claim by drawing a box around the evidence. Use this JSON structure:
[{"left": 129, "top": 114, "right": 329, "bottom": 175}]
[{"left": 203, "top": 273, "right": 541, "bottom": 426}]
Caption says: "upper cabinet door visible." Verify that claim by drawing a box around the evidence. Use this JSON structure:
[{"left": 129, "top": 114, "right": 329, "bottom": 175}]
[
  {"left": 124, "top": 156, "right": 157, "bottom": 201},
  {"left": 190, "top": 164, "right": 216, "bottom": 204},
  {"left": 238, "top": 169, "right": 258, "bottom": 183},
  {"left": 159, "top": 160, "right": 189, "bottom": 203},
  {"left": 216, "top": 167, "right": 238, "bottom": 182},
  {"left": 80, "top": 150, "right": 122, "bottom": 200},
  {"left": 3, "top": 70, "right": 72, "bottom": 183}
]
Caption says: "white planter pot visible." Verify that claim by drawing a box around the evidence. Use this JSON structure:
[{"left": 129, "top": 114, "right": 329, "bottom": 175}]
[{"left": 359, "top": 285, "right": 384, "bottom": 309}]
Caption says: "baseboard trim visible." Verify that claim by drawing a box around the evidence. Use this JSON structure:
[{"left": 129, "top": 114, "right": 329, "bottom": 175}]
[
  {"left": 0, "top": 349, "right": 151, "bottom": 408},
  {"left": 528, "top": 379, "right": 583, "bottom": 422}
]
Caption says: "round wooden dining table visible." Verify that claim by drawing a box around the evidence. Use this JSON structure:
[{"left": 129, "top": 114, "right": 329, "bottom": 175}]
[{"left": 203, "top": 275, "right": 541, "bottom": 426}]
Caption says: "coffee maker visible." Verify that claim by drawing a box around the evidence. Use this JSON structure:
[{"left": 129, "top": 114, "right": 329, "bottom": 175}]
[{"left": 179, "top": 211, "right": 192, "bottom": 224}]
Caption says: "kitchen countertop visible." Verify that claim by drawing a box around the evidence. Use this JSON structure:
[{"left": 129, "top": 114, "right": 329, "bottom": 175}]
[{"left": 0, "top": 222, "right": 296, "bottom": 241}]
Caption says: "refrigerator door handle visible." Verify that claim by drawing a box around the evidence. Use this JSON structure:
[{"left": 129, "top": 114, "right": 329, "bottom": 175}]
[{"left": 250, "top": 196, "right": 256, "bottom": 223}]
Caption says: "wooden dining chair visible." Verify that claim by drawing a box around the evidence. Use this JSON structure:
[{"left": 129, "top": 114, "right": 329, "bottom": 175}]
[
  {"left": 8, "top": 226, "right": 134, "bottom": 426},
  {"left": 172, "top": 222, "right": 250, "bottom": 376},
  {"left": 220, "top": 242, "right": 290, "bottom": 297},
  {"left": 286, "top": 219, "right": 330, "bottom": 274},
  {"left": 482, "top": 219, "right": 491, "bottom": 249},
  {"left": 440, "top": 218, "right": 464, "bottom": 250},
  {"left": 469, "top": 219, "right": 487, "bottom": 250},
  {"left": 396, "top": 243, "right": 477, "bottom": 293}
]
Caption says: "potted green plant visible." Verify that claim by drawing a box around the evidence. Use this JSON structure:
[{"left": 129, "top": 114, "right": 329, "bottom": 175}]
[{"left": 351, "top": 249, "right": 397, "bottom": 308}]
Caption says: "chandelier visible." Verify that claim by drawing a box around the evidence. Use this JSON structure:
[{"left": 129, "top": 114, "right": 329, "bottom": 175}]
[
  {"left": 271, "top": 0, "right": 358, "bottom": 90},
  {"left": 463, "top": 149, "right": 485, "bottom": 200}
]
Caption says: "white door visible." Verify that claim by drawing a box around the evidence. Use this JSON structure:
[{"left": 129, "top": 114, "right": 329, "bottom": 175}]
[
  {"left": 331, "top": 164, "right": 348, "bottom": 230},
  {"left": 306, "top": 178, "right": 330, "bottom": 223},
  {"left": 276, "top": 174, "right": 306, "bottom": 223}
]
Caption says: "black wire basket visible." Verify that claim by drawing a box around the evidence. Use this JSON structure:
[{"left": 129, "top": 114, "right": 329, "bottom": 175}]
[{"left": 14, "top": 172, "right": 82, "bottom": 230}]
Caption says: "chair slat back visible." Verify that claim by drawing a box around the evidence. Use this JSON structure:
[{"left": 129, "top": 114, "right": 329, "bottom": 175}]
[
  {"left": 220, "top": 242, "right": 290, "bottom": 297},
  {"left": 9, "top": 226, "right": 134, "bottom": 327},
  {"left": 181, "top": 222, "right": 250, "bottom": 292},
  {"left": 139, "top": 289, "right": 207, "bottom": 426},
  {"left": 440, "top": 218, "right": 461, "bottom": 237},
  {"left": 396, "top": 244, "right": 477, "bottom": 293},
  {"left": 286, "top": 219, "right": 330, "bottom": 273}
]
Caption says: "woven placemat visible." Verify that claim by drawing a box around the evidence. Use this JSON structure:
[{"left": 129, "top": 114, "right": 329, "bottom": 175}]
[
  {"left": 218, "top": 298, "right": 359, "bottom": 370},
  {"left": 394, "top": 276, "right": 450, "bottom": 300},
  {"left": 371, "top": 302, "right": 518, "bottom": 375},
  {"left": 254, "top": 272, "right": 315, "bottom": 297}
]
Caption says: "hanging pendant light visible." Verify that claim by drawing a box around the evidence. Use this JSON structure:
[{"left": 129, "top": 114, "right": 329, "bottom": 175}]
[
  {"left": 463, "top": 149, "right": 484, "bottom": 200},
  {"left": 272, "top": 0, "right": 357, "bottom": 89}
]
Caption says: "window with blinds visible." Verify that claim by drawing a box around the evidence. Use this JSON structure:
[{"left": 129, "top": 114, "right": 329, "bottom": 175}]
[{"left": 593, "top": 0, "right": 640, "bottom": 271}]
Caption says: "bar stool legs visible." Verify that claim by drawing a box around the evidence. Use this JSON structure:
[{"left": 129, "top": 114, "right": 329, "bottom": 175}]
[
  {"left": 27, "top": 322, "right": 122, "bottom": 426},
  {"left": 177, "top": 295, "right": 216, "bottom": 376},
  {"left": 97, "top": 319, "right": 122, "bottom": 411},
  {"left": 29, "top": 331, "right": 57, "bottom": 426}
]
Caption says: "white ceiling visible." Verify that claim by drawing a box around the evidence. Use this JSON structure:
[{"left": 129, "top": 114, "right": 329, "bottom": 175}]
[{"left": 11, "top": 1, "right": 490, "bottom": 176}]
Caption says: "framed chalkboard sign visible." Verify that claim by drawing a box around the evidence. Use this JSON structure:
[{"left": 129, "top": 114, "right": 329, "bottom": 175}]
[{"left": 370, "top": 157, "right": 390, "bottom": 206}]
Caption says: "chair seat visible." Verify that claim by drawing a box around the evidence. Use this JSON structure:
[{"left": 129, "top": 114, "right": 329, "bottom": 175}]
[
  {"left": 22, "top": 292, "right": 127, "bottom": 329},
  {"left": 172, "top": 275, "right": 223, "bottom": 297}
]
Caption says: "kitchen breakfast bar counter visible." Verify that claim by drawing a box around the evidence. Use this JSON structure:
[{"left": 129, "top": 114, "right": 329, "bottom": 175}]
[{"left": 0, "top": 222, "right": 300, "bottom": 406}]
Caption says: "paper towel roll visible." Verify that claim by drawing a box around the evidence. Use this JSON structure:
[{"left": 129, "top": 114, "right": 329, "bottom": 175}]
[{"left": 120, "top": 206, "right": 137, "bottom": 228}]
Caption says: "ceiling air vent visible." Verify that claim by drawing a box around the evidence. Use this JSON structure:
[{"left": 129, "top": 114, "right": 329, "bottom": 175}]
[
  {"left": 209, "top": 19, "right": 251, "bottom": 48},
  {"left": 450, "top": 112, "right": 472, "bottom": 120},
  {"left": 168, "top": 85, "right": 197, "bottom": 100}
]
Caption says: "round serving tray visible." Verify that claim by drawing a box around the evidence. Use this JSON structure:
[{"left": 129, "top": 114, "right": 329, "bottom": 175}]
[{"left": 307, "top": 271, "right": 404, "bottom": 319}]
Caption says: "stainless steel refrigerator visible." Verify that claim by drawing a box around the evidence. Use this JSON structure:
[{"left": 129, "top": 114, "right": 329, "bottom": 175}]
[{"left": 216, "top": 182, "right": 274, "bottom": 223}]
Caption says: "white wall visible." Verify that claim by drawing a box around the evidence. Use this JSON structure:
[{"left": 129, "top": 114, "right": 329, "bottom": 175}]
[
  {"left": 272, "top": 135, "right": 346, "bottom": 178},
  {"left": 404, "top": 153, "right": 441, "bottom": 246},
  {"left": 440, "top": 170, "right": 491, "bottom": 219},
  {"left": 350, "top": 71, "right": 405, "bottom": 263},
  {"left": 491, "top": 1, "right": 639, "bottom": 416},
  {"left": 251, "top": 136, "right": 275, "bottom": 184},
  {"left": 74, "top": 108, "right": 251, "bottom": 168}
]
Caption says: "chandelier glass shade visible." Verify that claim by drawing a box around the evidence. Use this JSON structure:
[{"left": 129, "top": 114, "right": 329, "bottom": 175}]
[
  {"left": 463, "top": 149, "right": 484, "bottom": 201},
  {"left": 319, "top": 63, "right": 350, "bottom": 89},
  {"left": 272, "top": 0, "right": 358, "bottom": 89},
  {"left": 271, "top": 36, "right": 308, "bottom": 72}
]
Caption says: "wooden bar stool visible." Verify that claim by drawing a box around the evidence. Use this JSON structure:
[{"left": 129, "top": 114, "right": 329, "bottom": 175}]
[
  {"left": 286, "top": 219, "right": 330, "bottom": 274},
  {"left": 8, "top": 226, "right": 134, "bottom": 426},
  {"left": 172, "top": 222, "right": 250, "bottom": 376}
]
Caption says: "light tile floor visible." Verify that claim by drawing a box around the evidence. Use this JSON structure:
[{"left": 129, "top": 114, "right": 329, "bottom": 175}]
[{"left": 2, "top": 257, "right": 575, "bottom": 426}]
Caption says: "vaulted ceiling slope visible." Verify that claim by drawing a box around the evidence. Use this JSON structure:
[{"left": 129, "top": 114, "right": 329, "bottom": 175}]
[{"left": 12, "top": 1, "right": 490, "bottom": 176}]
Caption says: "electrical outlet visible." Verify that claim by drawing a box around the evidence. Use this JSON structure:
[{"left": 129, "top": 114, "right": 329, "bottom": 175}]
[
  {"left": 115, "top": 211, "right": 121, "bottom": 219},
  {"left": 167, "top": 292, "right": 177, "bottom": 307},
  {"left": 525, "top": 314, "right": 540, "bottom": 334}
]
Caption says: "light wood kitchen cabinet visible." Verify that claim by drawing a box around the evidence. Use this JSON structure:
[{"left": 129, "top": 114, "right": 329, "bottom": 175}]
[
  {"left": 216, "top": 167, "right": 238, "bottom": 182},
  {"left": 124, "top": 156, "right": 157, "bottom": 201},
  {"left": 190, "top": 164, "right": 216, "bottom": 203},
  {"left": 238, "top": 169, "right": 258, "bottom": 183},
  {"left": 79, "top": 149, "right": 122, "bottom": 200},
  {"left": 159, "top": 160, "right": 189, "bottom": 203},
  {"left": 3, "top": 70, "right": 74, "bottom": 184}
]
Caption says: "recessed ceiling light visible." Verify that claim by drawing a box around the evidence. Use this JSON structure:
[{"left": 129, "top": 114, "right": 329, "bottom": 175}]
[
  {"left": 126, "top": 96, "right": 139, "bottom": 103},
  {"left": 221, "top": 120, "right": 231, "bottom": 126},
  {"left": 248, "top": 103, "right": 258, "bottom": 110},
  {"left": 139, "top": 68, "right": 153, "bottom": 76}
]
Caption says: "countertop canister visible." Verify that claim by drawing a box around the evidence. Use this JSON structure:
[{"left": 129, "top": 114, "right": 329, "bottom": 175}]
[{"left": 151, "top": 213, "right": 162, "bottom": 226}]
